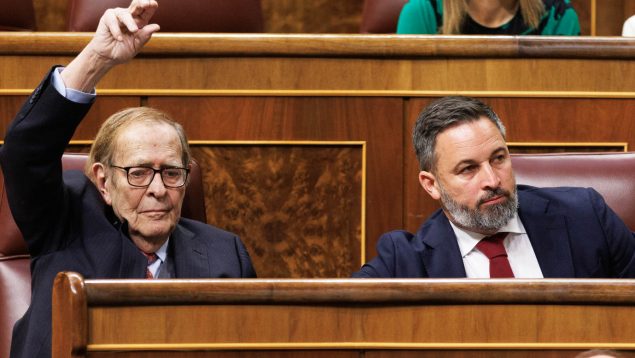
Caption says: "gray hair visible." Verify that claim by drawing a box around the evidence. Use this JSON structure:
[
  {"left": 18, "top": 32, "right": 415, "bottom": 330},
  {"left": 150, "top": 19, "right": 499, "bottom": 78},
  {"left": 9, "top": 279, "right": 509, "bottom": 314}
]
[
  {"left": 86, "top": 107, "right": 191, "bottom": 182},
  {"left": 412, "top": 96, "right": 506, "bottom": 172}
]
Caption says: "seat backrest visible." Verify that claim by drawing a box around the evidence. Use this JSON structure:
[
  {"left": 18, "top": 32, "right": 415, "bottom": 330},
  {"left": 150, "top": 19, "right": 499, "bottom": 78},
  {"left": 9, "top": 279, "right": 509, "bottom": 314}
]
[
  {"left": 66, "top": 0, "right": 264, "bottom": 32},
  {"left": 0, "top": 163, "right": 30, "bottom": 358},
  {"left": 511, "top": 152, "right": 635, "bottom": 231},
  {"left": 0, "top": 153, "right": 206, "bottom": 358},
  {"left": 0, "top": 0, "right": 36, "bottom": 31},
  {"left": 359, "top": 0, "right": 408, "bottom": 33}
]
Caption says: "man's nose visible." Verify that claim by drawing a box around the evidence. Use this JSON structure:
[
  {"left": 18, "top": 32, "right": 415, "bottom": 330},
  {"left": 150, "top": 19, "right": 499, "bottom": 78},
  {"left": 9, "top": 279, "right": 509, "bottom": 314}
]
[
  {"left": 480, "top": 164, "right": 501, "bottom": 189},
  {"left": 146, "top": 171, "right": 167, "bottom": 194}
]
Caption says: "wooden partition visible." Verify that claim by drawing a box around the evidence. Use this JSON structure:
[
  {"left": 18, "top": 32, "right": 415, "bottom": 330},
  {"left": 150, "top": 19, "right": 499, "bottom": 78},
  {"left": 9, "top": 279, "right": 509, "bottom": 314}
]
[
  {"left": 52, "top": 271, "right": 635, "bottom": 357},
  {"left": 2, "top": 34, "right": 635, "bottom": 276}
]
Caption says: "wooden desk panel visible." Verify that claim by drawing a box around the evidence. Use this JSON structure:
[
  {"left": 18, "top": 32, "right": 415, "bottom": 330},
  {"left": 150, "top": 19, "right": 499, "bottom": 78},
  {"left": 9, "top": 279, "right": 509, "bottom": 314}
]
[
  {"left": 52, "top": 273, "right": 635, "bottom": 358},
  {"left": 87, "top": 304, "right": 635, "bottom": 344}
]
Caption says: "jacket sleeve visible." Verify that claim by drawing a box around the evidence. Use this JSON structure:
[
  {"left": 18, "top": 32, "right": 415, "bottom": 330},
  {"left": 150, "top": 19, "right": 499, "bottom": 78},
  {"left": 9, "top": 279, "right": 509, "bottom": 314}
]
[
  {"left": 588, "top": 188, "right": 635, "bottom": 278},
  {"left": 0, "top": 67, "right": 94, "bottom": 256},
  {"left": 234, "top": 235, "right": 257, "bottom": 278},
  {"left": 352, "top": 230, "right": 428, "bottom": 278}
]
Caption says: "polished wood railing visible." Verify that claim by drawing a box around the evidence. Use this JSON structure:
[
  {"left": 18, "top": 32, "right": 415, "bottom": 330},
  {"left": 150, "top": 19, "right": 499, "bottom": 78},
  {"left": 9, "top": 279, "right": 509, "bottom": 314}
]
[{"left": 53, "top": 272, "right": 635, "bottom": 357}]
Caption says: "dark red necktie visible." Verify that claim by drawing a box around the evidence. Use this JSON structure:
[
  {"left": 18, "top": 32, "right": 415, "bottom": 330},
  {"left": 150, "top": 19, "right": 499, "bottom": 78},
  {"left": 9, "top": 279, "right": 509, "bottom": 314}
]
[
  {"left": 141, "top": 251, "right": 158, "bottom": 279},
  {"left": 476, "top": 232, "right": 514, "bottom": 278}
]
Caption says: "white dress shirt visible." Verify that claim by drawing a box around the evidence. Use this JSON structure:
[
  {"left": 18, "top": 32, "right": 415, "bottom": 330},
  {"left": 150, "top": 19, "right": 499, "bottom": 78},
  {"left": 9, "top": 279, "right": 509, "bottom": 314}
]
[
  {"left": 51, "top": 67, "right": 96, "bottom": 103},
  {"left": 147, "top": 239, "right": 169, "bottom": 279},
  {"left": 451, "top": 213, "right": 544, "bottom": 278},
  {"left": 623, "top": 15, "right": 635, "bottom": 36}
]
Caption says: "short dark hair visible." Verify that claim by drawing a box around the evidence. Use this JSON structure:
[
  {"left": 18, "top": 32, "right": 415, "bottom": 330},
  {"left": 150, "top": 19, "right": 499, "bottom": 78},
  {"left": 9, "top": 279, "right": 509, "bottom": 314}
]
[{"left": 412, "top": 96, "right": 506, "bottom": 172}]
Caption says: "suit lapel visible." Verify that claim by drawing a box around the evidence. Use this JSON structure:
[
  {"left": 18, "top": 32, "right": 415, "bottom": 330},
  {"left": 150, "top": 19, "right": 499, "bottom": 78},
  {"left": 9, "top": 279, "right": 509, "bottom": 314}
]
[
  {"left": 518, "top": 190, "right": 575, "bottom": 278},
  {"left": 419, "top": 212, "right": 468, "bottom": 278},
  {"left": 107, "top": 220, "right": 147, "bottom": 279},
  {"left": 171, "top": 224, "right": 211, "bottom": 278}
]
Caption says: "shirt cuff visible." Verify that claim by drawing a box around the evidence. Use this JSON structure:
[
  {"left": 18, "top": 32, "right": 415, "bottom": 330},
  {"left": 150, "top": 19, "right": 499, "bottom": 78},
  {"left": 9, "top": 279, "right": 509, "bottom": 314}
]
[{"left": 52, "top": 67, "right": 96, "bottom": 104}]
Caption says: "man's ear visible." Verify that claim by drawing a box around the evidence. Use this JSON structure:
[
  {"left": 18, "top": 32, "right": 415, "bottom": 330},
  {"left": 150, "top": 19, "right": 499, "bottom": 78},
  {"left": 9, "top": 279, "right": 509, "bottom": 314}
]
[
  {"left": 185, "top": 162, "right": 192, "bottom": 187},
  {"left": 419, "top": 170, "right": 441, "bottom": 200},
  {"left": 92, "top": 163, "right": 112, "bottom": 205}
]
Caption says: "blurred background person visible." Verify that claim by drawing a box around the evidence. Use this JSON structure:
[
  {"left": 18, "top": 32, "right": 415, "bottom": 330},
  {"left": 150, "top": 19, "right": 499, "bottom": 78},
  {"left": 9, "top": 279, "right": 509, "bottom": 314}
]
[
  {"left": 397, "top": 0, "right": 580, "bottom": 35},
  {"left": 622, "top": 14, "right": 635, "bottom": 36}
]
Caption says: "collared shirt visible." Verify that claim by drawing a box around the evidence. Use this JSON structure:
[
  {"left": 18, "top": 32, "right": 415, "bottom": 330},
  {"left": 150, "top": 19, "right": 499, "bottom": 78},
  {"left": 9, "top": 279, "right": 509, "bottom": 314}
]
[
  {"left": 451, "top": 213, "right": 544, "bottom": 278},
  {"left": 624, "top": 15, "right": 635, "bottom": 36},
  {"left": 51, "top": 67, "right": 95, "bottom": 103},
  {"left": 147, "top": 238, "right": 169, "bottom": 279}
]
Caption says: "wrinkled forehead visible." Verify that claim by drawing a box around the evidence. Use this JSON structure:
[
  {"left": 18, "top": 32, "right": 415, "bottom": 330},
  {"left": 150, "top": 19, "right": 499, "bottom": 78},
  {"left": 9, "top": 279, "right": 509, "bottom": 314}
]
[{"left": 112, "top": 121, "right": 183, "bottom": 164}]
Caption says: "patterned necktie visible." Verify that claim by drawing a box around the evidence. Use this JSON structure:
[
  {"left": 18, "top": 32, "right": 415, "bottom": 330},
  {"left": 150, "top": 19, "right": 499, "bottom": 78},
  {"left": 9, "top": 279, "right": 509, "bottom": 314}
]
[
  {"left": 476, "top": 232, "right": 514, "bottom": 278},
  {"left": 140, "top": 251, "right": 158, "bottom": 279}
]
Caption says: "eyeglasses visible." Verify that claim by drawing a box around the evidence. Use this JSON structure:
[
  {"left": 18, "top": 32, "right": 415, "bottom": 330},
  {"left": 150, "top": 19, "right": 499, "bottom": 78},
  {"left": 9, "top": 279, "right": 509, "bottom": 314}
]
[{"left": 111, "top": 165, "right": 190, "bottom": 188}]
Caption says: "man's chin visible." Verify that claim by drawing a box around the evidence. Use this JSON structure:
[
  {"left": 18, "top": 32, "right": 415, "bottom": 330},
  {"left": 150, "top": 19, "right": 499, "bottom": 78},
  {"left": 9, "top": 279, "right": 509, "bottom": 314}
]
[{"left": 134, "top": 222, "right": 175, "bottom": 242}]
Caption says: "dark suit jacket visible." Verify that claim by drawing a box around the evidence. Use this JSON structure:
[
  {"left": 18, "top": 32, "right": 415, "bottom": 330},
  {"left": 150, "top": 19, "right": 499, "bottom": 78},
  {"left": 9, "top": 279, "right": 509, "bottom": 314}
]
[
  {"left": 0, "top": 69, "right": 256, "bottom": 358},
  {"left": 353, "top": 185, "right": 635, "bottom": 278}
]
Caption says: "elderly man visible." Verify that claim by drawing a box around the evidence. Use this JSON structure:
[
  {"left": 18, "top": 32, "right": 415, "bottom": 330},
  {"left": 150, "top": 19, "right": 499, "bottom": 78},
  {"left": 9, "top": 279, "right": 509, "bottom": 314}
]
[
  {"left": 354, "top": 96, "right": 635, "bottom": 278},
  {"left": 1, "top": 1, "right": 255, "bottom": 357}
]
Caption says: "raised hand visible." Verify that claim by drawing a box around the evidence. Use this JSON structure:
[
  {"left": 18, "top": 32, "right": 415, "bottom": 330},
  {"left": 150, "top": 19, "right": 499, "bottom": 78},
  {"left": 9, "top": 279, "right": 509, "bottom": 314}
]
[
  {"left": 61, "top": 0, "right": 160, "bottom": 92},
  {"left": 90, "top": 0, "right": 160, "bottom": 65}
]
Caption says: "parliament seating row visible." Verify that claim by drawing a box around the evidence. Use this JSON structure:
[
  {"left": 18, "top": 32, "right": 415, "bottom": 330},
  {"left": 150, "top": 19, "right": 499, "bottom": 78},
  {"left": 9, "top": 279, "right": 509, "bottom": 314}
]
[
  {"left": 6, "top": 0, "right": 635, "bottom": 35},
  {"left": 2, "top": 0, "right": 400, "bottom": 33},
  {"left": 3, "top": 151, "right": 635, "bottom": 357},
  {"left": 51, "top": 273, "right": 635, "bottom": 357},
  {"left": 2, "top": 0, "right": 402, "bottom": 34},
  {"left": 0, "top": 0, "right": 264, "bottom": 32}
]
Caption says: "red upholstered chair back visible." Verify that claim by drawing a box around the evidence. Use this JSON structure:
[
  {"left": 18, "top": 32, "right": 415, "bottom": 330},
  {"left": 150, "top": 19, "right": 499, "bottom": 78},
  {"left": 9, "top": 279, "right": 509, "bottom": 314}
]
[
  {"left": 360, "top": 0, "right": 408, "bottom": 33},
  {"left": 511, "top": 152, "right": 635, "bottom": 231},
  {"left": 66, "top": 0, "right": 264, "bottom": 32},
  {"left": 0, "top": 163, "right": 29, "bottom": 358},
  {"left": 0, "top": 0, "right": 36, "bottom": 30},
  {"left": 0, "top": 153, "right": 206, "bottom": 358}
]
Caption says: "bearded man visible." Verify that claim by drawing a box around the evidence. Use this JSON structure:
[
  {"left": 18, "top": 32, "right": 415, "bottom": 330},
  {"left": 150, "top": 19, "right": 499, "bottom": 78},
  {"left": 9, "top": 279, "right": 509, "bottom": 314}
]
[{"left": 354, "top": 96, "right": 635, "bottom": 278}]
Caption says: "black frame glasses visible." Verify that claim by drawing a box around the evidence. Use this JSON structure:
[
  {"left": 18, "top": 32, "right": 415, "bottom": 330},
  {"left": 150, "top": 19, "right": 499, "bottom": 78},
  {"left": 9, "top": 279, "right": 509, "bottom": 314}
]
[{"left": 111, "top": 165, "right": 190, "bottom": 188}]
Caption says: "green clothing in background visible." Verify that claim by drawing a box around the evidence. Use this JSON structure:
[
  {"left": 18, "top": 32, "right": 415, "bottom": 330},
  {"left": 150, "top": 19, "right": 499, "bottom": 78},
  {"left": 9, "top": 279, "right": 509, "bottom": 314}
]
[{"left": 397, "top": 0, "right": 581, "bottom": 35}]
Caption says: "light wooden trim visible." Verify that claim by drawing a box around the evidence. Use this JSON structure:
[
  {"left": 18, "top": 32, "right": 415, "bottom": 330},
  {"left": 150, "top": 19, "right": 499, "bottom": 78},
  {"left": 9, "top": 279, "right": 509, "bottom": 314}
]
[
  {"left": 187, "top": 141, "right": 627, "bottom": 152},
  {"left": 591, "top": 0, "right": 597, "bottom": 36},
  {"left": 4, "top": 89, "right": 635, "bottom": 98},
  {"left": 187, "top": 140, "right": 366, "bottom": 146},
  {"left": 4, "top": 141, "right": 629, "bottom": 153},
  {"left": 82, "top": 278, "right": 635, "bottom": 305},
  {"left": 66, "top": 140, "right": 92, "bottom": 146},
  {"left": 86, "top": 342, "right": 635, "bottom": 352},
  {"left": 52, "top": 272, "right": 87, "bottom": 358},
  {"left": 507, "top": 142, "right": 628, "bottom": 151},
  {"left": 5, "top": 89, "right": 635, "bottom": 98},
  {"left": 361, "top": 141, "right": 367, "bottom": 264},
  {"left": 2, "top": 33, "right": 635, "bottom": 58},
  {"left": 70, "top": 139, "right": 367, "bottom": 146}
]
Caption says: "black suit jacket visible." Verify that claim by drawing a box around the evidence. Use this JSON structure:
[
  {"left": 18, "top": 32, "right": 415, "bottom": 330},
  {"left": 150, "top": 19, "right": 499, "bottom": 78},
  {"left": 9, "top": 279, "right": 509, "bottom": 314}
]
[
  {"left": 354, "top": 185, "right": 635, "bottom": 278},
  {"left": 1, "top": 68, "right": 256, "bottom": 358}
]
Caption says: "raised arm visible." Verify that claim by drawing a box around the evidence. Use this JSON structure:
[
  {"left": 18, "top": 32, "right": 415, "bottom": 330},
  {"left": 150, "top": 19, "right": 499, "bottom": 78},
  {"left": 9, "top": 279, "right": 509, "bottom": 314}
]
[
  {"left": 0, "top": 0, "right": 160, "bottom": 256},
  {"left": 62, "top": 0, "right": 160, "bottom": 91}
]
